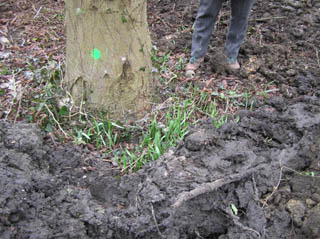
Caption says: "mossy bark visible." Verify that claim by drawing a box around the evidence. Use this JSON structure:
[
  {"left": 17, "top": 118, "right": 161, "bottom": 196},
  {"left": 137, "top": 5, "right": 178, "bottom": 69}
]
[{"left": 65, "top": 0, "right": 153, "bottom": 120}]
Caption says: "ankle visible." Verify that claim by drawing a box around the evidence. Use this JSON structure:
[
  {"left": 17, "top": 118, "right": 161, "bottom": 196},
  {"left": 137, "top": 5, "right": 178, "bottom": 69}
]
[
  {"left": 190, "top": 56, "right": 204, "bottom": 64},
  {"left": 226, "top": 56, "right": 238, "bottom": 64},
  {"left": 226, "top": 56, "right": 240, "bottom": 70}
]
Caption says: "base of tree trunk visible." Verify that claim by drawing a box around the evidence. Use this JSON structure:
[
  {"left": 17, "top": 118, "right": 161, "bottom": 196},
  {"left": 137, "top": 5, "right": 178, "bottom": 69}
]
[{"left": 65, "top": 0, "right": 153, "bottom": 120}]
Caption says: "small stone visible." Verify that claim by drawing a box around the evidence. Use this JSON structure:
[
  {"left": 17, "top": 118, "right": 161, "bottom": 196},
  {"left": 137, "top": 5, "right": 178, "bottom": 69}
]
[
  {"left": 292, "top": 28, "right": 304, "bottom": 38},
  {"left": 286, "top": 69, "right": 296, "bottom": 76},
  {"left": 274, "top": 194, "right": 282, "bottom": 204},
  {"left": 282, "top": 6, "right": 296, "bottom": 12},
  {"left": 306, "top": 199, "right": 316, "bottom": 207},
  {"left": 279, "top": 185, "right": 291, "bottom": 193},
  {"left": 312, "top": 193, "right": 320, "bottom": 203},
  {"left": 286, "top": 199, "right": 306, "bottom": 227},
  {"left": 262, "top": 12, "right": 271, "bottom": 18},
  {"left": 286, "top": 0, "right": 303, "bottom": 8}
]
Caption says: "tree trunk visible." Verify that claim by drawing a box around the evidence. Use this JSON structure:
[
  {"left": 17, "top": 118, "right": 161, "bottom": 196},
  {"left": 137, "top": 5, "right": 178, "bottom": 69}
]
[{"left": 65, "top": 0, "right": 153, "bottom": 120}]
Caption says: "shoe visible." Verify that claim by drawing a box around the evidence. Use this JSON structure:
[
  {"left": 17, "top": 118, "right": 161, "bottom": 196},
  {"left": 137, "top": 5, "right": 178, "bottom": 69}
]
[
  {"left": 226, "top": 56, "right": 240, "bottom": 70},
  {"left": 185, "top": 57, "right": 204, "bottom": 78}
]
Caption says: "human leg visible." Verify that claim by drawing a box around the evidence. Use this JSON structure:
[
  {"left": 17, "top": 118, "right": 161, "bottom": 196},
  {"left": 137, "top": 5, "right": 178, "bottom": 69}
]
[
  {"left": 225, "top": 0, "right": 254, "bottom": 63},
  {"left": 191, "top": 0, "right": 224, "bottom": 59},
  {"left": 186, "top": 0, "right": 223, "bottom": 77}
]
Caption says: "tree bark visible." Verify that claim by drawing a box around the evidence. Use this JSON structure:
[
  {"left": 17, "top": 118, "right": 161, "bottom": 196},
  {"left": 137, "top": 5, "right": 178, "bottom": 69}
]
[{"left": 65, "top": 0, "right": 153, "bottom": 120}]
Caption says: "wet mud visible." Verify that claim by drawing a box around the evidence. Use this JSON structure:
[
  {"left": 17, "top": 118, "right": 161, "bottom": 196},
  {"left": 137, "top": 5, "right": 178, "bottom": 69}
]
[
  {"left": 1, "top": 0, "right": 320, "bottom": 238},
  {"left": 1, "top": 96, "right": 320, "bottom": 238}
]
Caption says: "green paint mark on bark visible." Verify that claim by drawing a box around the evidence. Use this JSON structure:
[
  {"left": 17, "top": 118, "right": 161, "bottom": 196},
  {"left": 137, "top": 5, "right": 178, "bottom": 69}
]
[
  {"left": 91, "top": 48, "right": 101, "bottom": 60},
  {"left": 76, "top": 8, "right": 83, "bottom": 15}
]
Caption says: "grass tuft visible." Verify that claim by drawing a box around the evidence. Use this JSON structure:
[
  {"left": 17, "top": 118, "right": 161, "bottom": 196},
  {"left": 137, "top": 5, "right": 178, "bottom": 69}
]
[{"left": 2, "top": 46, "right": 277, "bottom": 174}]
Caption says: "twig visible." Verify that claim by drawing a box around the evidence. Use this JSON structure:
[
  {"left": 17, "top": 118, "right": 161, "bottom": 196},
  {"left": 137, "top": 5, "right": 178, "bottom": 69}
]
[
  {"left": 220, "top": 16, "right": 287, "bottom": 25},
  {"left": 252, "top": 173, "right": 259, "bottom": 202},
  {"left": 14, "top": 89, "right": 23, "bottom": 123},
  {"left": 262, "top": 166, "right": 283, "bottom": 208},
  {"left": 44, "top": 104, "right": 68, "bottom": 137},
  {"left": 4, "top": 103, "right": 13, "bottom": 121},
  {"left": 33, "top": 6, "right": 43, "bottom": 19},
  {"left": 155, "top": 16, "right": 173, "bottom": 28},
  {"left": 225, "top": 207, "right": 261, "bottom": 238},
  {"left": 4, "top": 71, "right": 21, "bottom": 121},
  {"left": 315, "top": 47, "right": 320, "bottom": 67},
  {"left": 225, "top": 97, "right": 229, "bottom": 113},
  {"left": 195, "top": 230, "right": 205, "bottom": 239},
  {"left": 220, "top": 76, "right": 238, "bottom": 81},
  {"left": 175, "top": 77, "right": 199, "bottom": 93},
  {"left": 150, "top": 203, "right": 163, "bottom": 238},
  {"left": 260, "top": 151, "right": 320, "bottom": 208},
  {"left": 263, "top": 89, "right": 280, "bottom": 93},
  {"left": 135, "top": 98, "right": 173, "bottom": 124},
  {"left": 172, "top": 178, "right": 228, "bottom": 208},
  {"left": 251, "top": 16, "right": 287, "bottom": 22},
  {"left": 48, "top": 133, "right": 57, "bottom": 146},
  {"left": 172, "top": 165, "right": 265, "bottom": 208},
  {"left": 282, "top": 166, "right": 320, "bottom": 178}
]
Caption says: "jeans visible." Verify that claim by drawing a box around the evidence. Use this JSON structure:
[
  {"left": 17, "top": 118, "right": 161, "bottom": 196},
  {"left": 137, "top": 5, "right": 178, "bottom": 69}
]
[{"left": 191, "top": 0, "right": 255, "bottom": 60}]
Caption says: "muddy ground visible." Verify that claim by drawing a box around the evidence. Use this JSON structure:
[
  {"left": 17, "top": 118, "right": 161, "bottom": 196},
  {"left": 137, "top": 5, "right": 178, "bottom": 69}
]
[{"left": 1, "top": 0, "right": 320, "bottom": 238}]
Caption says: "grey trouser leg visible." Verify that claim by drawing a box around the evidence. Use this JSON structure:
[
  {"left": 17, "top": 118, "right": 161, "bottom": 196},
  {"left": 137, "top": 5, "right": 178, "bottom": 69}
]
[
  {"left": 191, "top": 0, "right": 223, "bottom": 59},
  {"left": 226, "top": 0, "right": 255, "bottom": 59},
  {"left": 191, "top": 0, "right": 254, "bottom": 59}
]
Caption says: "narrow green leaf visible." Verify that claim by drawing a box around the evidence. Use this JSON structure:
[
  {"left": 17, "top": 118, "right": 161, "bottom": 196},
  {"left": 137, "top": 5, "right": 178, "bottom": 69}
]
[
  {"left": 231, "top": 204, "right": 238, "bottom": 215},
  {"left": 121, "top": 15, "right": 127, "bottom": 23}
]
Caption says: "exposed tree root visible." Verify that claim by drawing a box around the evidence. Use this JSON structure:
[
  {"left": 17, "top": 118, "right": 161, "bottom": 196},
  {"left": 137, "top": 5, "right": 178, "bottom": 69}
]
[{"left": 172, "top": 165, "right": 265, "bottom": 208}]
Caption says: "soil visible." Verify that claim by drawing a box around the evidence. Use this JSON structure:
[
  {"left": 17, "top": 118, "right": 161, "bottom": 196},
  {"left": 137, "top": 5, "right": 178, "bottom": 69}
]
[{"left": 1, "top": 0, "right": 320, "bottom": 238}]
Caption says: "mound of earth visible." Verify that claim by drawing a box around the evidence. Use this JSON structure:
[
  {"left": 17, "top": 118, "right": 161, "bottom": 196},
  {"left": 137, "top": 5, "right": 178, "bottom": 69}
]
[{"left": 1, "top": 97, "right": 320, "bottom": 239}]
